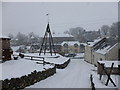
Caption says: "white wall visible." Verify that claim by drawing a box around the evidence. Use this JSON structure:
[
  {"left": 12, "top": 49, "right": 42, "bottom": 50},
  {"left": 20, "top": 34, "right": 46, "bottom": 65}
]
[
  {"left": 106, "top": 43, "right": 120, "bottom": 60},
  {"left": 85, "top": 45, "right": 92, "bottom": 63},
  {"left": 93, "top": 52, "right": 106, "bottom": 66}
]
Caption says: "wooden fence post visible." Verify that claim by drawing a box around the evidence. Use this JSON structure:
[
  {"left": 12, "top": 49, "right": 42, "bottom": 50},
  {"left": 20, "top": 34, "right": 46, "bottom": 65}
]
[{"left": 90, "top": 74, "right": 95, "bottom": 90}]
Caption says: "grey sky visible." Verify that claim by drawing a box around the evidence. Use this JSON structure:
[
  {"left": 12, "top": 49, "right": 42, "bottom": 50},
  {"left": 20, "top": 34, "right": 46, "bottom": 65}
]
[
  {"left": 2, "top": 2, "right": 118, "bottom": 36},
  {"left": 0, "top": 2, "right": 2, "bottom": 35}
]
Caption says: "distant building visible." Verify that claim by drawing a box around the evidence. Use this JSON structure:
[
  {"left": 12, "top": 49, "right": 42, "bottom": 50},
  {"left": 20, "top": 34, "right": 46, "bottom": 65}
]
[
  {"left": 80, "top": 43, "right": 86, "bottom": 53},
  {"left": 40, "top": 33, "right": 75, "bottom": 54},
  {"left": 40, "top": 33, "right": 75, "bottom": 44},
  {"left": 52, "top": 33, "right": 75, "bottom": 43},
  {"left": 0, "top": 36, "right": 12, "bottom": 61},
  {"left": 29, "top": 44, "right": 40, "bottom": 53},
  {"left": 84, "top": 37, "right": 119, "bottom": 66},
  {"left": 61, "top": 41, "right": 80, "bottom": 54},
  {"left": 16, "top": 45, "right": 30, "bottom": 53}
]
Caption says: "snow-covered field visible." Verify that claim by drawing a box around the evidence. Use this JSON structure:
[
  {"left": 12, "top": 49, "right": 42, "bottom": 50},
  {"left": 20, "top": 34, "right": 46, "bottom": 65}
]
[
  {"left": 27, "top": 59, "right": 118, "bottom": 88},
  {"left": 1, "top": 52, "right": 69, "bottom": 80},
  {"left": 0, "top": 59, "right": 54, "bottom": 80}
]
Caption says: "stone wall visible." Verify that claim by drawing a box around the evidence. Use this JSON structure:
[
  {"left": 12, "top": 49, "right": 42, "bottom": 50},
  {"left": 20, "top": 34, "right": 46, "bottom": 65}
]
[
  {"left": 56, "top": 59, "right": 71, "bottom": 69},
  {"left": 2, "top": 66, "right": 56, "bottom": 90},
  {"left": 45, "top": 59, "right": 71, "bottom": 69}
]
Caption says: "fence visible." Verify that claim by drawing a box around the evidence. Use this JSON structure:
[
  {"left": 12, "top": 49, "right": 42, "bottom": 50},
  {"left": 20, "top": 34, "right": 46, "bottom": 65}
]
[
  {"left": 13, "top": 53, "right": 45, "bottom": 66},
  {"left": 90, "top": 74, "right": 95, "bottom": 90}
]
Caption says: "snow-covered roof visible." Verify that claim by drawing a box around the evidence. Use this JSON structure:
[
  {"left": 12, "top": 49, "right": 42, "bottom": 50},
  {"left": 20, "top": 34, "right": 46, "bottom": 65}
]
[
  {"left": 0, "top": 35, "right": 10, "bottom": 39},
  {"left": 52, "top": 33, "right": 73, "bottom": 37},
  {"left": 96, "top": 43, "right": 118, "bottom": 55},
  {"left": 61, "top": 41, "right": 80, "bottom": 46},
  {"left": 80, "top": 43, "right": 87, "bottom": 46},
  {"left": 87, "top": 38, "right": 103, "bottom": 47},
  {"left": 98, "top": 60, "right": 120, "bottom": 67}
]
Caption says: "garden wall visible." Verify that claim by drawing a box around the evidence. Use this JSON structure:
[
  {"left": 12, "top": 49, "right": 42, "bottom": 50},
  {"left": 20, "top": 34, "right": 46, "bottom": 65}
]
[
  {"left": 2, "top": 66, "right": 56, "bottom": 90},
  {"left": 45, "top": 59, "right": 71, "bottom": 69},
  {"left": 56, "top": 59, "right": 71, "bottom": 69}
]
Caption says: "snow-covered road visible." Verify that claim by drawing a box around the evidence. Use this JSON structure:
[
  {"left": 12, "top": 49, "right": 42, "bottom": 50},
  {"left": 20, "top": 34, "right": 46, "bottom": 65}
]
[{"left": 28, "top": 59, "right": 94, "bottom": 88}]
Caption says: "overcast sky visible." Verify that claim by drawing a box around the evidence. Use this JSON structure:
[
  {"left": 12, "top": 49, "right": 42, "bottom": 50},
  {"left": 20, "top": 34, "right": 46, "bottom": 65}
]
[{"left": 2, "top": 2, "right": 118, "bottom": 36}]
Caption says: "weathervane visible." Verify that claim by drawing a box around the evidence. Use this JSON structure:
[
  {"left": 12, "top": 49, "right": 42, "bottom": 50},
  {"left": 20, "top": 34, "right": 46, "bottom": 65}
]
[{"left": 46, "top": 13, "right": 49, "bottom": 24}]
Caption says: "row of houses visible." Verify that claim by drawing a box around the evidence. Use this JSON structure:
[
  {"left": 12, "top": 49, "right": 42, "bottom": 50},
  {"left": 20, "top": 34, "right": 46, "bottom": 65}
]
[
  {"left": 28, "top": 33, "right": 85, "bottom": 54},
  {"left": 29, "top": 41, "right": 85, "bottom": 54},
  {"left": 84, "top": 37, "right": 120, "bottom": 66}
]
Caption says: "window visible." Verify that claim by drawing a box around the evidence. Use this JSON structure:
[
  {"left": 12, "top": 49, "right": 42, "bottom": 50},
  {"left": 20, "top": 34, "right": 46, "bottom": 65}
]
[
  {"left": 63, "top": 43, "right": 68, "bottom": 48},
  {"left": 74, "top": 43, "right": 78, "bottom": 47}
]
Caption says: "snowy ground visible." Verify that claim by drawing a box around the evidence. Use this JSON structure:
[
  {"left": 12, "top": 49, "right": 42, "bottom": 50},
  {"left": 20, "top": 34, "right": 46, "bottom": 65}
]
[
  {"left": 45, "top": 56, "right": 69, "bottom": 64},
  {"left": 13, "top": 52, "right": 69, "bottom": 64},
  {"left": 92, "top": 71, "right": 119, "bottom": 88},
  {"left": 1, "top": 51, "right": 118, "bottom": 88},
  {"left": 71, "top": 53, "right": 84, "bottom": 59},
  {"left": 1, "top": 52, "right": 69, "bottom": 80},
  {"left": 28, "top": 59, "right": 92, "bottom": 88},
  {"left": 27, "top": 59, "right": 118, "bottom": 88},
  {"left": 13, "top": 52, "right": 60, "bottom": 58},
  {"left": 0, "top": 59, "right": 54, "bottom": 80}
]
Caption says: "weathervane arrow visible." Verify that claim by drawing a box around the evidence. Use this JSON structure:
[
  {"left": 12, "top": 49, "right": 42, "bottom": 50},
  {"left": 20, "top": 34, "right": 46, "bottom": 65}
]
[{"left": 46, "top": 13, "right": 50, "bottom": 23}]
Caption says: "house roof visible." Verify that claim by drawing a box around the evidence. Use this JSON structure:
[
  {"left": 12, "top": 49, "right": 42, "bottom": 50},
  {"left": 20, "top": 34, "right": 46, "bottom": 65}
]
[
  {"left": 61, "top": 41, "right": 80, "bottom": 46},
  {"left": 52, "top": 33, "right": 73, "bottom": 37},
  {"left": 98, "top": 60, "right": 120, "bottom": 67},
  {"left": 96, "top": 43, "right": 118, "bottom": 55},
  {"left": 0, "top": 35, "right": 10, "bottom": 39},
  {"left": 80, "top": 43, "right": 87, "bottom": 46},
  {"left": 87, "top": 38, "right": 104, "bottom": 47}
]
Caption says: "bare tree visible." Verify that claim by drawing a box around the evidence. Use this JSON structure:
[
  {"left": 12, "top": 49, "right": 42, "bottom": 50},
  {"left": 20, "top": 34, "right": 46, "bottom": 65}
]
[
  {"left": 110, "top": 22, "right": 118, "bottom": 39},
  {"left": 100, "top": 25, "right": 110, "bottom": 37}
]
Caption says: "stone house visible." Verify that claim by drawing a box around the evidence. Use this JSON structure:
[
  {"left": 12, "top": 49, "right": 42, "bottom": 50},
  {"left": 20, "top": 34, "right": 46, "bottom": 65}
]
[
  {"left": 61, "top": 41, "right": 80, "bottom": 54},
  {"left": 93, "top": 43, "right": 120, "bottom": 66},
  {"left": 85, "top": 37, "right": 119, "bottom": 66},
  {"left": 85, "top": 38, "right": 106, "bottom": 64},
  {"left": 0, "top": 36, "right": 12, "bottom": 60}
]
